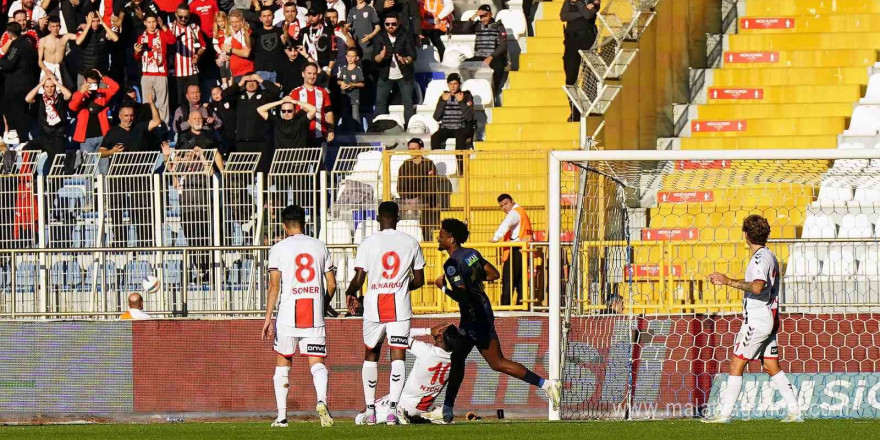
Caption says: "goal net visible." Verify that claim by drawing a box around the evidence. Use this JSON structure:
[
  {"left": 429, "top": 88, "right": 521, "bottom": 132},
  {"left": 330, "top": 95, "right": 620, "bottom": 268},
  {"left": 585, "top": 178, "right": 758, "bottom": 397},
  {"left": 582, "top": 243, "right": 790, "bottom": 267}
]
[{"left": 547, "top": 149, "right": 880, "bottom": 421}]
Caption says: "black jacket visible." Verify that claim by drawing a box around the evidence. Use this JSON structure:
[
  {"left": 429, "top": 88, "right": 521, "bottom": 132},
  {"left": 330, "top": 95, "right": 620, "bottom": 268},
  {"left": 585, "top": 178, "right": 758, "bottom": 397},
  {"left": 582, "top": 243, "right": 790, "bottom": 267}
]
[
  {"left": 373, "top": 30, "right": 417, "bottom": 81},
  {"left": 221, "top": 81, "right": 281, "bottom": 142},
  {"left": 375, "top": 0, "right": 421, "bottom": 38},
  {"left": 0, "top": 37, "right": 38, "bottom": 90},
  {"left": 433, "top": 90, "right": 476, "bottom": 125}
]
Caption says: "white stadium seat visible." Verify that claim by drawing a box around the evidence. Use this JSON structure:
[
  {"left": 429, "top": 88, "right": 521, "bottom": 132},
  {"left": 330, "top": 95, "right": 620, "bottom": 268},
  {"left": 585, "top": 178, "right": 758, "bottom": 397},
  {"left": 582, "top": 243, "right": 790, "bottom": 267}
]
[
  {"left": 326, "top": 220, "right": 354, "bottom": 245},
  {"left": 416, "top": 79, "right": 450, "bottom": 113},
  {"left": 828, "top": 142, "right": 869, "bottom": 172},
  {"left": 861, "top": 73, "right": 880, "bottom": 104},
  {"left": 496, "top": 9, "right": 527, "bottom": 37},
  {"left": 822, "top": 247, "right": 857, "bottom": 276},
  {"left": 354, "top": 220, "right": 380, "bottom": 244},
  {"left": 460, "top": 9, "right": 477, "bottom": 21},
  {"left": 786, "top": 251, "right": 821, "bottom": 276},
  {"left": 802, "top": 214, "right": 837, "bottom": 238},
  {"left": 406, "top": 113, "right": 440, "bottom": 135},
  {"left": 463, "top": 78, "right": 494, "bottom": 107},
  {"left": 398, "top": 219, "right": 424, "bottom": 242},
  {"left": 425, "top": 154, "right": 458, "bottom": 176},
  {"left": 838, "top": 214, "right": 874, "bottom": 238},
  {"left": 843, "top": 105, "right": 880, "bottom": 136},
  {"left": 817, "top": 178, "right": 854, "bottom": 202}
]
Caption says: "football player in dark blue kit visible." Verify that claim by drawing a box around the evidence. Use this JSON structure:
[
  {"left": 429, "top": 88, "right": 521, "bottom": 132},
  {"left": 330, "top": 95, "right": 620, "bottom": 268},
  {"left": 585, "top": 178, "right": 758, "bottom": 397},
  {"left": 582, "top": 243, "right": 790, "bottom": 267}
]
[{"left": 431, "top": 218, "right": 560, "bottom": 423}]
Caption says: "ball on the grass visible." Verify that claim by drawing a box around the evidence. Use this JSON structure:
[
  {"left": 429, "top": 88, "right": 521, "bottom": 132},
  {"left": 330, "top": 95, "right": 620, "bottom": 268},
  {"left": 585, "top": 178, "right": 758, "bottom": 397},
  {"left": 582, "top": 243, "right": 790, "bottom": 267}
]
[{"left": 142, "top": 276, "right": 160, "bottom": 294}]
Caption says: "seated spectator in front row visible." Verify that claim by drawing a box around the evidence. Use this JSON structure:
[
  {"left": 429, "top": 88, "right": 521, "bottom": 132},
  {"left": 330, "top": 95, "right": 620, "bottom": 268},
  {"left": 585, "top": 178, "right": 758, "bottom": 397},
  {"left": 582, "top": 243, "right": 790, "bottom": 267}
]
[
  {"left": 430, "top": 73, "right": 474, "bottom": 151},
  {"left": 98, "top": 93, "right": 164, "bottom": 159},
  {"left": 172, "top": 84, "right": 223, "bottom": 134},
  {"left": 257, "top": 95, "right": 318, "bottom": 153},
  {"left": 177, "top": 111, "right": 221, "bottom": 153}
]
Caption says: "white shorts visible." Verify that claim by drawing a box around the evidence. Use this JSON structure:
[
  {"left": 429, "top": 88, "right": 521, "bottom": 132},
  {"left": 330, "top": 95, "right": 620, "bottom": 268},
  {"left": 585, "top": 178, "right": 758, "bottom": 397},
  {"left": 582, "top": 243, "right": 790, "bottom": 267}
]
[
  {"left": 274, "top": 327, "right": 327, "bottom": 358},
  {"left": 733, "top": 306, "right": 779, "bottom": 361},
  {"left": 363, "top": 319, "right": 411, "bottom": 349}
]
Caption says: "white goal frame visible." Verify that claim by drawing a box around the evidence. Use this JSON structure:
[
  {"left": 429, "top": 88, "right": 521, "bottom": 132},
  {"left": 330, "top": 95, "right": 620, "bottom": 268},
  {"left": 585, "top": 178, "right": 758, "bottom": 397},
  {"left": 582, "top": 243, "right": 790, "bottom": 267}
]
[{"left": 547, "top": 148, "right": 880, "bottom": 421}]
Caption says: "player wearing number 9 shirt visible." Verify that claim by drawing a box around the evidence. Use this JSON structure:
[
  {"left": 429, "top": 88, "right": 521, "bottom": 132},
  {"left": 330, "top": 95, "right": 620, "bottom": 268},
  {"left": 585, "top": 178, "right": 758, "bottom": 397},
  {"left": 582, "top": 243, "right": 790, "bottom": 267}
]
[
  {"left": 345, "top": 201, "right": 426, "bottom": 425},
  {"left": 262, "top": 205, "right": 337, "bottom": 428}
]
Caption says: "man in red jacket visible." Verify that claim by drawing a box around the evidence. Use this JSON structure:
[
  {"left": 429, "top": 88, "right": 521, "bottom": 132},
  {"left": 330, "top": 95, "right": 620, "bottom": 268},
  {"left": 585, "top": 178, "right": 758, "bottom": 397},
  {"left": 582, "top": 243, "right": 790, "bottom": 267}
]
[{"left": 69, "top": 69, "right": 119, "bottom": 154}]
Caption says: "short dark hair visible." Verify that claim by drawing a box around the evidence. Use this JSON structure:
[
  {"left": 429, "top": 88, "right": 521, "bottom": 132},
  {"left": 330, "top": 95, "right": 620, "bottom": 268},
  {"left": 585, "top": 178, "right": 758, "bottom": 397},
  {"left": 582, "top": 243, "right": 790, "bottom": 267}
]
[
  {"left": 441, "top": 218, "right": 469, "bottom": 244},
  {"left": 6, "top": 22, "right": 21, "bottom": 37},
  {"left": 283, "top": 1, "right": 296, "bottom": 7},
  {"left": 345, "top": 46, "right": 359, "bottom": 56},
  {"left": 407, "top": 138, "right": 424, "bottom": 148},
  {"left": 497, "top": 193, "right": 513, "bottom": 203},
  {"left": 742, "top": 214, "right": 771, "bottom": 246},
  {"left": 384, "top": 12, "right": 399, "bottom": 21},
  {"left": 11, "top": 9, "right": 25, "bottom": 18},
  {"left": 144, "top": 11, "right": 159, "bottom": 20},
  {"left": 441, "top": 325, "right": 460, "bottom": 353},
  {"left": 117, "top": 102, "right": 137, "bottom": 114},
  {"left": 83, "top": 69, "right": 101, "bottom": 81},
  {"left": 48, "top": 16, "right": 61, "bottom": 24},
  {"left": 303, "top": 62, "right": 319, "bottom": 72},
  {"left": 176, "top": 3, "right": 190, "bottom": 11},
  {"left": 281, "top": 205, "right": 306, "bottom": 228},
  {"left": 377, "top": 201, "right": 399, "bottom": 220}
]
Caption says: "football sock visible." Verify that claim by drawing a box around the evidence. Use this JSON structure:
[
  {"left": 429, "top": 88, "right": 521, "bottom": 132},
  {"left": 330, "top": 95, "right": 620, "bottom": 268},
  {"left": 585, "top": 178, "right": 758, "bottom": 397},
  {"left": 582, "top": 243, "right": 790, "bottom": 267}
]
[
  {"left": 389, "top": 360, "right": 406, "bottom": 404},
  {"left": 771, "top": 371, "right": 800, "bottom": 414},
  {"left": 719, "top": 375, "right": 742, "bottom": 418},
  {"left": 273, "top": 366, "right": 290, "bottom": 421},
  {"left": 362, "top": 361, "right": 378, "bottom": 406},
  {"left": 523, "top": 369, "right": 544, "bottom": 388},
  {"left": 310, "top": 363, "right": 329, "bottom": 404}
]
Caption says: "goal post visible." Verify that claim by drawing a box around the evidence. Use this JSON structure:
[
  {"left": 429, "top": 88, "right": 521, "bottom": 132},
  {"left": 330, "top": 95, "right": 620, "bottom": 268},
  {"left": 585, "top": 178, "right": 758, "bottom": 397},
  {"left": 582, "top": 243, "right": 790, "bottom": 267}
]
[{"left": 548, "top": 148, "right": 880, "bottom": 421}]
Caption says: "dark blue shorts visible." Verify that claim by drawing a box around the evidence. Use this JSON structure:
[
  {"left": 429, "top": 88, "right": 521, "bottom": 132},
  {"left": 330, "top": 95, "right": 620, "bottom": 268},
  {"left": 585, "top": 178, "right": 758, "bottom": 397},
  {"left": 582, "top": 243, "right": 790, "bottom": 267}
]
[{"left": 459, "top": 322, "right": 498, "bottom": 351}]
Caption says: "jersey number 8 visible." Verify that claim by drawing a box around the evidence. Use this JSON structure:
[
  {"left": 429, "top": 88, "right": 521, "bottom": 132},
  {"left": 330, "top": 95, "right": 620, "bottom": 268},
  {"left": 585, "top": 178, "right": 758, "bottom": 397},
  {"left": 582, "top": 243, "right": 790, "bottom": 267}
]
[{"left": 295, "top": 253, "right": 316, "bottom": 283}]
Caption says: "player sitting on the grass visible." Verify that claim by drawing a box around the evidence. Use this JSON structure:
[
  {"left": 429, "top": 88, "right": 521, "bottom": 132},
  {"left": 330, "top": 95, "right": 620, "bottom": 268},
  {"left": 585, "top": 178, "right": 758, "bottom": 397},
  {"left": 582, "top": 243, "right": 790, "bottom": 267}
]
[
  {"left": 703, "top": 214, "right": 803, "bottom": 423},
  {"left": 433, "top": 218, "right": 560, "bottom": 423},
  {"left": 346, "top": 201, "right": 426, "bottom": 426},
  {"left": 262, "top": 205, "right": 337, "bottom": 428},
  {"left": 355, "top": 324, "right": 459, "bottom": 425}
]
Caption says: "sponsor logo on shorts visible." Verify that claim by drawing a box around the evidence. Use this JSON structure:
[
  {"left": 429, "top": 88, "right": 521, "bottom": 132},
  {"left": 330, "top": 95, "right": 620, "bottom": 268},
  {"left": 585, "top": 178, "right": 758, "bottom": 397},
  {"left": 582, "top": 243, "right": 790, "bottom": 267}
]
[
  {"left": 390, "top": 336, "right": 408, "bottom": 346},
  {"left": 769, "top": 345, "right": 778, "bottom": 356},
  {"left": 307, "top": 344, "right": 326, "bottom": 354}
]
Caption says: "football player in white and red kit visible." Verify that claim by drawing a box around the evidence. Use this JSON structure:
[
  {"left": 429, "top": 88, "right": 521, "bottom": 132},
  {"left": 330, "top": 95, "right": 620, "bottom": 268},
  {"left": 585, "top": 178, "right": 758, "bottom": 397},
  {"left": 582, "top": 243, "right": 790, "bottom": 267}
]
[
  {"left": 355, "top": 324, "right": 460, "bottom": 425},
  {"left": 705, "top": 215, "right": 803, "bottom": 423},
  {"left": 345, "top": 201, "right": 426, "bottom": 425},
  {"left": 262, "top": 205, "right": 337, "bottom": 428}
]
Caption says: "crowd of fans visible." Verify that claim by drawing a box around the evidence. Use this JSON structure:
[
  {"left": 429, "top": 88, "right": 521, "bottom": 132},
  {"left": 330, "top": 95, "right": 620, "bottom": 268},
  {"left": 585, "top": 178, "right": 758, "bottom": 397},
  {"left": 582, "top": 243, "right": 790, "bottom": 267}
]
[{"left": 0, "top": 0, "right": 514, "bottom": 174}]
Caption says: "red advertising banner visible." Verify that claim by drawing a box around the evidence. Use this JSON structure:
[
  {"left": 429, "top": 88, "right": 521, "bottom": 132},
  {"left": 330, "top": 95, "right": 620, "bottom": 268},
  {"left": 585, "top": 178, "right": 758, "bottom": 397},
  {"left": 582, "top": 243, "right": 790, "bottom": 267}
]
[
  {"left": 740, "top": 17, "right": 794, "bottom": 30},
  {"left": 625, "top": 264, "right": 683, "bottom": 278},
  {"left": 657, "top": 191, "right": 714, "bottom": 203},
  {"left": 691, "top": 120, "right": 747, "bottom": 133},
  {"left": 708, "top": 88, "right": 764, "bottom": 100},
  {"left": 674, "top": 160, "right": 732, "bottom": 170},
  {"left": 725, "top": 51, "right": 779, "bottom": 63},
  {"left": 641, "top": 228, "right": 700, "bottom": 241}
]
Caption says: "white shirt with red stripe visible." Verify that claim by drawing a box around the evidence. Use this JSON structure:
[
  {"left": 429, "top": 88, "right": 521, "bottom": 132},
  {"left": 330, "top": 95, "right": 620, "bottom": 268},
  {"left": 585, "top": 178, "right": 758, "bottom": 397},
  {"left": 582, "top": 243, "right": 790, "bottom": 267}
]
[
  {"left": 288, "top": 85, "right": 333, "bottom": 139},
  {"left": 353, "top": 229, "right": 425, "bottom": 323},
  {"left": 137, "top": 29, "right": 176, "bottom": 76},
  {"left": 268, "top": 234, "right": 335, "bottom": 336},
  {"left": 400, "top": 328, "right": 452, "bottom": 413},
  {"left": 170, "top": 22, "right": 205, "bottom": 77}
]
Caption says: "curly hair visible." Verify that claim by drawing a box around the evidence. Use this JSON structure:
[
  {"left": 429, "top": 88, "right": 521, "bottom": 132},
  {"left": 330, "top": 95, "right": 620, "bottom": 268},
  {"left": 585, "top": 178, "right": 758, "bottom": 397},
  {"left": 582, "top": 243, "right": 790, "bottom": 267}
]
[
  {"left": 742, "top": 214, "right": 771, "bottom": 246},
  {"left": 441, "top": 218, "right": 469, "bottom": 245}
]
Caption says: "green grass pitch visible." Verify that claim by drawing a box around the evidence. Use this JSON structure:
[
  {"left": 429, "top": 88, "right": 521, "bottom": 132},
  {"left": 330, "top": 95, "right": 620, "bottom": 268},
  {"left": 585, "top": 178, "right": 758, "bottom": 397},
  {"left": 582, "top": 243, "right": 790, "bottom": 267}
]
[{"left": 2, "top": 419, "right": 879, "bottom": 440}]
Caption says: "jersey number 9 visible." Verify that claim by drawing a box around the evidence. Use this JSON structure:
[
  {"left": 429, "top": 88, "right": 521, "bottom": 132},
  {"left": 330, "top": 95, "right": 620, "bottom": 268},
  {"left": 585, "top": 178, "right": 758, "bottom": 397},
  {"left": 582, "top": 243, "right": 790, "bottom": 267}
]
[{"left": 382, "top": 251, "right": 400, "bottom": 279}]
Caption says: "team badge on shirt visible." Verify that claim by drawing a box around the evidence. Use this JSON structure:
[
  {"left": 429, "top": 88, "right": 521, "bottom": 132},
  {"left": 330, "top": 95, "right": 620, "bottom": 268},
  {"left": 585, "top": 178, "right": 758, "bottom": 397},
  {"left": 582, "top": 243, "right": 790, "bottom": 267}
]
[{"left": 446, "top": 266, "right": 456, "bottom": 275}]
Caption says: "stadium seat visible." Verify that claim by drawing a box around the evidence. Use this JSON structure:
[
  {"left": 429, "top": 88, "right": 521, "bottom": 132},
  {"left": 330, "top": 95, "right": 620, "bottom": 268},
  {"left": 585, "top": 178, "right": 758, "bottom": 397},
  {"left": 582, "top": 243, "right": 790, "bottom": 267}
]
[
  {"left": 416, "top": 79, "right": 450, "bottom": 113},
  {"left": 823, "top": 247, "right": 857, "bottom": 276},
  {"left": 496, "top": 9, "right": 527, "bottom": 37},
  {"left": 163, "top": 259, "right": 183, "bottom": 286},
  {"left": 464, "top": 78, "right": 494, "bottom": 107},
  {"left": 84, "top": 261, "right": 117, "bottom": 292},
  {"left": 50, "top": 260, "right": 66, "bottom": 289},
  {"left": 16, "top": 261, "right": 37, "bottom": 291},
  {"left": 853, "top": 182, "right": 880, "bottom": 202},
  {"left": 398, "top": 219, "right": 424, "bottom": 241},
  {"left": 354, "top": 220, "right": 380, "bottom": 244},
  {"left": 327, "top": 220, "right": 354, "bottom": 245},
  {"left": 861, "top": 73, "right": 880, "bottom": 104},
  {"left": 858, "top": 247, "right": 880, "bottom": 275},
  {"left": 828, "top": 141, "right": 869, "bottom": 172},
  {"left": 838, "top": 213, "right": 874, "bottom": 238},
  {"left": 460, "top": 9, "right": 477, "bottom": 21},
  {"left": 406, "top": 113, "right": 440, "bottom": 134},
  {"left": 786, "top": 252, "right": 821, "bottom": 276},
  {"left": 843, "top": 105, "right": 880, "bottom": 136},
  {"left": 817, "top": 177, "right": 854, "bottom": 202},
  {"left": 425, "top": 153, "right": 458, "bottom": 176},
  {"left": 802, "top": 214, "right": 837, "bottom": 238},
  {"left": 124, "top": 260, "right": 153, "bottom": 291},
  {"left": 371, "top": 113, "right": 405, "bottom": 131},
  {"left": 0, "top": 263, "right": 10, "bottom": 290},
  {"left": 389, "top": 153, "right": 412, "bottom": 198},
  {"left": 414, "top": 46, "right": 440, "bottom": 72}
]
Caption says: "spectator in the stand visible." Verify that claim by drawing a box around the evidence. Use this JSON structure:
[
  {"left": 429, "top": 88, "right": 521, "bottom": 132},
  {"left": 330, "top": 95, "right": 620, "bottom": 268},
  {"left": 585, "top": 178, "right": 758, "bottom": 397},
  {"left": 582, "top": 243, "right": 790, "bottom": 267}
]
[
  {"left": 491, "top": 193, "right": 533, "bottom": 306},
  {"left": 118, "top": 0, "right": 161, "bottom": 85},
  {"left": 38, "top": 17, "right": 77, "bottom": 84},
  {"left": 7, "top": 0, "right": 47, "bottom": 26},
  {"left": 212, "top": 11, "right": 232, "bottom": 88},
  {"left": 25, "top": 75, "right": 72, "bottom": 173},
  {"left": 278, "top": 2, "right": 304, "bottom": 43},
  {"left": 257, "top": 94, "right": 317, "bottom": 154},
  {"left": 326, "top": 0, "right": 346, "bottom": 21},
  {"left": 561, "top": 0, "right": 599, "bottom": 121},
  {"left": 223, "top": 9, "right": 254, "bottom": 83},
  {"left": 430, "top": 73, "right": 474, "bottom": 152},
  {"left": 120, "top": 293, "right": 151, "bottom": 319},
  {"left": 326, "top": 9, "right": 354, "bottom": 77},
  {"left": 172, "top": 83, "right": 222, "bottom": 133},
  {"left": 99, "top": 94, "right": 164, "bottom": 157},
  {"left": 134, "top": 12, "right": 175, "bottom": 123},
  {"left": 276, "top": 40, "right": 311, "bottom": 94},
  {"left": 397, "top": 138, "right": 450, "bottom": 240},
  {"left": 222, "top": 73, "right": 281, "bottom": 172},
  {"left": 169, "top": 4, "right": 207, "bottom": 111},
  {"left": 0, "top": 22, "right": 38, "bottom": 143},
  {"left": 1, "top": 10, "right": 39, "bottom": 58},
  {"left": 253, "top": 8, "right": 286, "bottom": 84},
  {"left": 121, "top": 86, "right": 154, "bottom": 124},
  {"left": 288, "top": 63, "right": 334, "bottom": 149},
  {"left": 373, "top": 12, "right": 416, "bottom": 127},
  {"left": 302, "top": 8, "right": 336, "bottom": 84},
  {"left": 418, "top": 0, "right": 452, "bottom": 60},
  {"left": 207, "top": 85, "right": 236, "bottom": 154},
  {"left": 463, "top": 5, "right": 507, "bottom": 102},
  {"left": 75, "top": 12, "right": 119, "bottom": 85},
  {"left": 347, "top": 0, "right": 380, "bottom": 67},
  {"left": 335, "top": 47, "right": 364, "bottom": 130},
  {"left": 70, "top": 69, "right": 119, "bottom": 153},
  {"left": 189, "top": 0, "right": 219, "bottom": 39},
  {"left": 177, "top": 111, "right": 220, "bottom": 151},
  {"left": 375, "top": 0, "right": 420, "bottom": 40}
]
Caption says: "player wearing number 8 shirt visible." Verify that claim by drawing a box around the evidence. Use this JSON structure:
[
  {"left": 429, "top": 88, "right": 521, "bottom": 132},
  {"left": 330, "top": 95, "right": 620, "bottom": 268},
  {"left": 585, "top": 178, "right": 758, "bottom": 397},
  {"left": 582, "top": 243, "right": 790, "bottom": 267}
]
[
  {"left": 262, "top": 205, "right": 337, "bottom": 428},
  {"left": 345, "top": 201, "right": 426, "bottom": 426}
]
